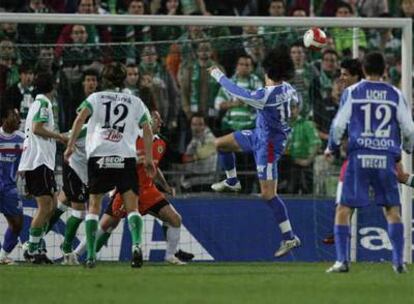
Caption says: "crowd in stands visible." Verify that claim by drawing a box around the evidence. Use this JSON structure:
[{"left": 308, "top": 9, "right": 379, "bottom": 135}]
[{"left": 0, "top": 0, "right": 411, "bottom": 195}]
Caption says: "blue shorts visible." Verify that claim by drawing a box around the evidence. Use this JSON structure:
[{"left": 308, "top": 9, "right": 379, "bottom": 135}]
[
  {"left": 234, "top": 129, "right": 286, "bottom": 180},
  {"left": 340, "top": 152, "right": 400, "bottom": 208},
  {"left": 0, "top": 187, "right": 23, "bottom": 217}
]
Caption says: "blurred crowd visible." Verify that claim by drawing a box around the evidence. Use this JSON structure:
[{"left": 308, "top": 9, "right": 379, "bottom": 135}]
[{"left": 0, "top": 0, "right": 412, "bottom": 195}]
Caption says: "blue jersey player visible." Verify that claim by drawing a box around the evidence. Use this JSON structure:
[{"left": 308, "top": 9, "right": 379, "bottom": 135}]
[
  {"left": 208, "top": 46, "right": 301, "bottom": 257},
  {"left": 0, "top": 107, "right": 24, "bottom": 265},
  {"left": 325, "top": 52, "right": 414, "bottom": 273}
]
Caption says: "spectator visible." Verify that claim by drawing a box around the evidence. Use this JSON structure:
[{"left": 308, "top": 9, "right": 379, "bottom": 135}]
[
  {"left": 368, "top": 14, "right": 401, "bottom": 60},
  {"left": 124, "top": 63, "right": 140, "bottom": 96},
  {"left": 357, "top": 0, "right": 388, "bottom": 17},
  {"left": 289, "top": 41, "right": 317, "bottom": 118},
  {"left": 180, "top": 113, "right": 217, "bottom": 192},
  {"left": 61, "top": 68, "right": 98, "bottom": 131},
  {"left": 178, "top": 41, "right": 222, "bottom": 124},
  {"left": 17, "top": 0, "right": 60, "bottom": 60},
  {"left": 0, "top": 23, "right": 18, "bottom": 42},
  {"left": 112, "top": 0, "right": 152, "bottom": 63},
  {"left": 286, "top": 102, "right": 321, "bottom": 194},
  {"left": 139, "top": 45, "right": 180, "bottom": 130},
  {"left": 180, "top": 0, "right": 210, "bottom": 15},
  {"left": 330, "top": 1, "right": 367, "bottom": 57},
  {"left": 3, "top": 65, "right": 35, "bottom": 131},
  {"left": 0, "top": 39, "right": 19, "bottom": 97},
  {"left": 35, "top": 47, "right": 58, "bottom": 75},
  {"left": 214, "top": 54, "right": 262, "bottom": 193},
  {"left": 61, "top": 24, "right": 103, "bottom": 83},
  {"left": 55, "top": 0, "right": 112, "bottom": 61},
  {"left": 153, "top": 0, "right": 184, "bottom": 59},
  {"left": 262, "top": 0, "right": 291, "bottom": 48},
  {"left": 244, "top": 36, "right": 266, "bottom": 81},
  {"left": 309, "top": 48, "right": 339, "bottom": 116}
]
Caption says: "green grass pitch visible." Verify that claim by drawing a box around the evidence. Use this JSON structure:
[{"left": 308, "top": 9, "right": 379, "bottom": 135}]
[{"left": 1, "top": 262, "right": 413, "bottom": 304}]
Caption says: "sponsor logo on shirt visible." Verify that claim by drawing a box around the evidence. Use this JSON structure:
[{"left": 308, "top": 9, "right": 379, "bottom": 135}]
[
  {"left": 103, "top": 129, "right": 123, "bottom": 142},
  {"left": 356, "top": 137, "right": 395, "bottom": 150},
  {"left": 357, "top": 155, "right": 387, "bottom": 169}
]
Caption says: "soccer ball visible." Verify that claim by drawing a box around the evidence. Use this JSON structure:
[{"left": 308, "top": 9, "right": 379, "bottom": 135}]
[{"left": 303, "top": 27, "right": 327, "bottom": 50}]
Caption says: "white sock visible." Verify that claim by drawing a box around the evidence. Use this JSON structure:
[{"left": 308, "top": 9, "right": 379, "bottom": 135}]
[
  {"left": 165, "top": 224, "right": 180, "bottom": 259},
  {"left": 74, "top": 237, "right": 87, "bottom": 256},
  {"left": 0, "top": 248, "right": 8, "bottom": 259},
  {"left": 225, "top": 168, "right": 237, "bottom": 179}
]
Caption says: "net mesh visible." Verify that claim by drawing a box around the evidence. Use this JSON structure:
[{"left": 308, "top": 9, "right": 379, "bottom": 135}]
[{"left": 0, "top": 19, "right": 404, "bottom": 261}]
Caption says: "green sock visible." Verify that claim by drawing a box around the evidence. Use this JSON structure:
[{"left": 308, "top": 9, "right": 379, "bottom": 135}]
[
  {"left": 45, "top": 208, "right": 65, "bottom": 234},
  {"left": 62, "top": 216, "right": 83, "bottom": 254},
  {"left": 28, "top": 227, "right": 43, "bottom": 253},
  {"left": 96, "top": 232, "right": 112, "bottom": 253},
  {"left": 85, "top": 217, "right": 98, "bottom": 260},
  {"left": 128, "top": 213, "right": 143, "bottom": 246}
]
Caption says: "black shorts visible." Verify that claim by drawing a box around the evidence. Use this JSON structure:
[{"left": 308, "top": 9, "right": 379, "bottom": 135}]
[
  {"left": 88, "top": 156, "right": 138, "bottom": 194},
  {"left": 62, "top": 163, "right": 88, "bottom": 203},
  {"left": 25, "top": 165, "right": 57, "bottom": 197}
]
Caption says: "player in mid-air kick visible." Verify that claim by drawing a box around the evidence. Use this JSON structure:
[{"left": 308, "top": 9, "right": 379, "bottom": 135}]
[
  {"left": 208, "top": 46, "right": 301, "bottom": 257},
  {"left": 325, "top": 51, "right": 414, "bottom": 273}
]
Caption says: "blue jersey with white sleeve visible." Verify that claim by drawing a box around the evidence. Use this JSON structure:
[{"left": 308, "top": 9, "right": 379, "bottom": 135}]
[
  {"left": 0, "top": 128, "right": 24, "bottom": 191},
  {"left": 328, "top": 80, "right": 414, "bottom": 156},
  {"left": 210, "top": 68, "right": 298, "bottom": 180},
  {"left": 211, "top": 69, "right": 298, "bottom": 143}
]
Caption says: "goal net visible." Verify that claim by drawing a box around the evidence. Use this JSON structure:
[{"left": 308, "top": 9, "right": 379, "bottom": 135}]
[{"left": 0, "top": 13, "right": 411, "bottom": 263}]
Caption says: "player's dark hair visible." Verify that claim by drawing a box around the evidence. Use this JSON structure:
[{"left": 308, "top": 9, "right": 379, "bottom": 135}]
[
  {"left": 335, "top": 1, "right": 353, "bottom": 15},
  {"left": 0, "top": 105, "right": 15, "bottom": 121},
  {"left": 101, "top": 62, "right": 127, "bottom": 89},
  {"left": 363, "top": 52, "right": 385, "bottom": 77},
  {"left": 18, "top": 64, "right": 34, "bottom": 75},
  {"left": 322, "top": 48, "right": 338, "bottom": 59},
  {"left": 33, "top": 72, "right": 55, "bottom": 94},
  {"left": 237, "top": 54, "right": 253, "bottom": 63},
  {"left": 262, "top": 45, "right": 294, "bottom": 82},
  {"left": 191, "top": 112, "right": 206, "bottom": 122},
  {"left": 340, "top": 58, "right": 363, "bottom": 80},
  {"left": 82, "top": 68, "right": 99, "bottom": 81}
]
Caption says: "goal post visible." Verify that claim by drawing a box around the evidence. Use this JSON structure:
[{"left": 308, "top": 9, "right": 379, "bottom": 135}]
[{"left": 0, "top": 13, "right": 412, "bottom": 263}]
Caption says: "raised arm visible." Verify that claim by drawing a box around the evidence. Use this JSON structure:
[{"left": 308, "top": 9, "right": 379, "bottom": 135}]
[{"left": 209, "top": 67, "right": 266, "bottom": 110}]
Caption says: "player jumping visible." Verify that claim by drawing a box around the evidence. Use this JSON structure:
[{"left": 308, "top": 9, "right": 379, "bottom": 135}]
[{"left": 208, "top": 46, "right": 301, "bottom": 257}]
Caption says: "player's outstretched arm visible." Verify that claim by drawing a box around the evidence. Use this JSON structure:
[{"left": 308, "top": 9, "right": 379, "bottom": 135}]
[
  {"left": 64, "top": 107, "right": 90, "bottom": 162},
  {"left": 208, "top": 66, "right": 266, "bottom": 110},
  {"left": 33, "top": 122, "right": 67, "bottom": 144},
  {"left": 155, "top": 167, "right": 175, "bottom": 196}
]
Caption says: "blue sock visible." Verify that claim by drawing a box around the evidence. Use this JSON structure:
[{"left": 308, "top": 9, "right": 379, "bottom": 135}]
[
  {"left": 3, "top": 228, "right": 19, "bottom": 253},
  {"left": 334, "top": 225, "right": 350, "bottom": 263},
  {"left": 388, "top": 223, "right": 404, "bottom": 266},
  {"left": 267, "top": 196, "right": 295, "bottom": 240},
  {"left": 218, "top": 152, "right": 237, "bottom": 185}
]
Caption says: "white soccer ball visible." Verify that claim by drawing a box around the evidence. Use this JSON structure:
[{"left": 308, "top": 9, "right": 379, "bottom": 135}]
[{"left": 303, "top": 27, "right": 327, "bottom": 51}]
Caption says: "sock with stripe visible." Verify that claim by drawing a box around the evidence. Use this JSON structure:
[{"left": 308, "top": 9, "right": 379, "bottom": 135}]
[
  {"left": 62, "top": 210, "right": 85, "bottom": 254},
  {"left": 267, "top": 196, "right": 295, "bottom": 240},
  {"left": 85, "top": 214, "right": 99, "bottom": 260},
  {"left": 28, "top": 227, "right": 43, "bottom": 254},
  {"left": 127, "top": 212, "right": 143, "bottom": 246}
]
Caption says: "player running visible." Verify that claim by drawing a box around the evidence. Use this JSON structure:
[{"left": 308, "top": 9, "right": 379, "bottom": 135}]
[
  {"left": 64, "top": 62, "right": 155, "bottom": 268},
  {"left": 208, "top": 46, "right": 300, "bottom": 257},
  {"left": 0, "top": 107, "right": 24, "bottom": 265},
  {"left": 325, "top": 52, "right": 414, "bottom": 274},
  {"left": 74, "top": 111, "right": 194, "bottom": 265}
]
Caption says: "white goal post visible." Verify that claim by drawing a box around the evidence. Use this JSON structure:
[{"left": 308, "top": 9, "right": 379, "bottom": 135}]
[{"left": 0, "top": 13, "right": 412, "bottom": 263}]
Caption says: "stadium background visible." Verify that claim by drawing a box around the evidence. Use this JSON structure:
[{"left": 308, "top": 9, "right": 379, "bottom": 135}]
[{"left": 0, "top": 0, "right": 412, "bottom": 263}]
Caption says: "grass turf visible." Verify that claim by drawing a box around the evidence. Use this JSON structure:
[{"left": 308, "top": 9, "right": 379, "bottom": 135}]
[{"left": 1, "top": 262, "right": 413, "bottom": 304}]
